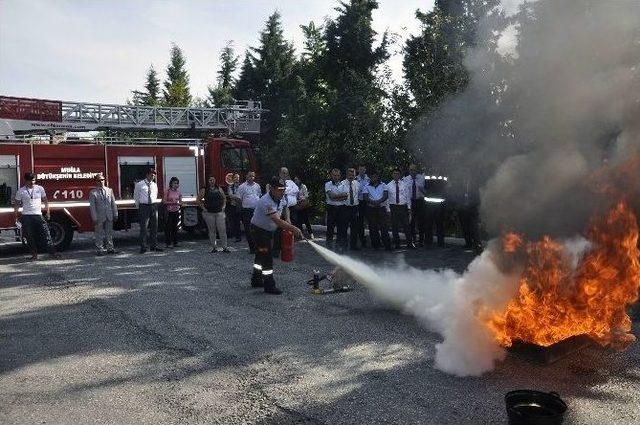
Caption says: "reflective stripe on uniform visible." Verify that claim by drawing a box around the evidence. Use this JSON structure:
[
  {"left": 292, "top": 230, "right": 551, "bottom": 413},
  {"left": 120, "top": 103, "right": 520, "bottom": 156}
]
[
  {"left": 253, "top": 264, "right": 262, "bottom": 270},
  {"left": 262, "top": 269, "right": 273, "bottom": 275}
]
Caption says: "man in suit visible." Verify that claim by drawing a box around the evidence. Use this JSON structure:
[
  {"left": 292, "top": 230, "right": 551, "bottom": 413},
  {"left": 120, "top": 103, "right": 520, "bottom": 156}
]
[{"left": 89, "top": 173, "right": 119, "bottom": 255}]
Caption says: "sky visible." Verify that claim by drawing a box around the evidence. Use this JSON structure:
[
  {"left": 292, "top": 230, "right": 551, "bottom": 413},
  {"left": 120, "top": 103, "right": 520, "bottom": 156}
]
[{"left": 0, "top": 0, "right": 434, "bottom": 105}]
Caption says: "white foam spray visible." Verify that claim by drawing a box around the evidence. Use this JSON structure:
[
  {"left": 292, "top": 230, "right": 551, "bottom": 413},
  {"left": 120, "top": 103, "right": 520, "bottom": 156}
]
[{"left": 307, "top": 241, "right": 521, "bottom": 376}]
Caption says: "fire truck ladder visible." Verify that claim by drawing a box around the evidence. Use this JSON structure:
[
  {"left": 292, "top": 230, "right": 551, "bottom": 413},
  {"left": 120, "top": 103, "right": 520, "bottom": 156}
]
[{"left": 0, "top": 95, "right": 263, "bottom": 137}]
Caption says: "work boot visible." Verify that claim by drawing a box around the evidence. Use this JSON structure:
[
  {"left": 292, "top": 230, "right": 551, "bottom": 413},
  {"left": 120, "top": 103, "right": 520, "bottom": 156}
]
[
  {"left": 263, "top": 276, "right": 282, "bottom": 295},
  {"left": 251, "top": 270, "right": 263, "bottom": 288},
  {"left": 264, "top": 286, "right": 283, "bottom": 295}
]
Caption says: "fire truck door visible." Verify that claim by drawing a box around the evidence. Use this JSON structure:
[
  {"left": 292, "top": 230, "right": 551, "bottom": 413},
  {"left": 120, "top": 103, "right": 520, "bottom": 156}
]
[
  {"left": 118, "top": 156, "right": 154, "bottom": 199},
  {"left": 0, "top": 155, "right": 18, "bottom": 207}
]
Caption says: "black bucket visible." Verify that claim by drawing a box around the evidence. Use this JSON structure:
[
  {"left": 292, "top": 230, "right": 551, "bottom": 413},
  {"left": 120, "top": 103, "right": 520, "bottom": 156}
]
[{"left": 505, "top": 390, "right": 567, "bottom": 425}]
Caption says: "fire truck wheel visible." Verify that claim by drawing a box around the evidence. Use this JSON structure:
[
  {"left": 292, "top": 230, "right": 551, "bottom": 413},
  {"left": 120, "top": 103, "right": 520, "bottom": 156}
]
[{"left": 48, "top": 216, "right": 74, "bottom": 251}]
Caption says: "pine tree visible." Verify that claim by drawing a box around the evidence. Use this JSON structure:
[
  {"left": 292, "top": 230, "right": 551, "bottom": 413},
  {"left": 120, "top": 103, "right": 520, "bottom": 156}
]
[
  {"left": 320, "top": 0, "right": 390, "bottom": 170},
  {"left": 403, "top": 0, "right": 499, "bottom": 118},
  {"left": 207, "top": 41, "right": 239, "bottom": 107},
  {"left": 217, "top": 41, "right": 238, "bottom": 89},
  {"left": 234, "top": 52, "right": 258, "bottom": 101},
  {"left": 250, "top": 11, "right": 297, "bottom": 149},
  {"left": 162, "top": 44, "right": 192, "bottom": 107},
  {"left": 143, "top": 65, "right": 160, "bottom": 106}
]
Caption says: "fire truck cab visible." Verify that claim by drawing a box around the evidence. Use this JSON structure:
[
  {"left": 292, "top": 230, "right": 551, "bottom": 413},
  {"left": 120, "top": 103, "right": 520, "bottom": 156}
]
[{"left": 0, "top": 95, "right": 262, "bottom": 250}]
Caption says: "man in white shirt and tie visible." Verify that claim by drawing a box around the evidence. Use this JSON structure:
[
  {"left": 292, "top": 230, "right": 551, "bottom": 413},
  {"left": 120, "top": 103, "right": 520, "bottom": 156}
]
[
  {"left": 386, "top": 168, "right": 415, "bottom": 249},
  {"left": 339, "top": 167, "right": 360, "bottom": 250},
  {"left": 403, "top": 163, "right": 426, "bottom": 246},
  {"left": 355, "top": 164, "right": 369, "bottom": 247},
  {"left": 133, "top": 168, "right": 162, "bottom": 253},
  {"left": 237, "top": 171, "right": 263, "bottom": 253}
]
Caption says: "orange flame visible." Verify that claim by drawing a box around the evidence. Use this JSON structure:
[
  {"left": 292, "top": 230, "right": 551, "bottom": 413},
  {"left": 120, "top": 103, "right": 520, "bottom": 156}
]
[{"left": 486, "top": 201, "right": 640, "bottom": 348}]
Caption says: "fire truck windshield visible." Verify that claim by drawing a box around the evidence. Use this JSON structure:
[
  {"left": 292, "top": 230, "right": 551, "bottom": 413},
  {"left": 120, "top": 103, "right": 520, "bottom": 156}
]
[{"left": 220, "top": 147, "right": 251, "bottom": 172}]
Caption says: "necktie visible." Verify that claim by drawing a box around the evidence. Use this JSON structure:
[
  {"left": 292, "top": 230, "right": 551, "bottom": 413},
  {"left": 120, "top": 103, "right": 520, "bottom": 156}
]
[
  {"left": 412, "top": 178, "right": 416, "bottom": 199},
  {"left": 395, "top": 181, "right": 400, "bottom": 204},
  {"left": 147, "top": 181, "right": 152, "bottom": 204},
  {"left": 349, "top": 182, "right": 354, "bottom": 205}
]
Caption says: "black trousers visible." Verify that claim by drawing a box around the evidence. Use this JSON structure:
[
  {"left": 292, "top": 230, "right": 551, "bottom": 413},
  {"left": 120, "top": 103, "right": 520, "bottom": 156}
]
[
  {"left": 165, "top": 211, "right": 179, "bottom": 245},
  {"left": 227, "top": 205, "right": 242, "bottom": 240},
  {"left": 326, "top": 205, "right": 341, "bottom": 242},
  {"left": 390, "top": 204, "right": 412, "bottom": 246},
  {"left": 458, "top": 205, "right": 480, "bottom": 248},
  {"left": 410, "top": 198, "right": 426, "bottom": 243},
  {"left": 338, "top": 205, "right": 359, "bottom": 248},
  {"left": 21, "top": 214, "right": 54, "bottom": 254},
  {"left": 367, "top": 206, "right": 391, "bottom": 249},
  {"left": 251, "top": 225, "right": 276, "bottom": 288},
  {"left": 357, "top": 203, "right": 367, "bottom": 246},
  {"left": 138, "top": 204, "right": 158, "bottom": 249},
  {"left": 296, "top": 207, "right": 313, "bottom": 236},
  {"left": 241, "top": 208, "right": 256, "bottom": 251},
  {"left": 425, "top": 203, "right": 445, "bottom": 247},
  {"left": 288, "top": 207, "right": 298, "bottom": 231}
]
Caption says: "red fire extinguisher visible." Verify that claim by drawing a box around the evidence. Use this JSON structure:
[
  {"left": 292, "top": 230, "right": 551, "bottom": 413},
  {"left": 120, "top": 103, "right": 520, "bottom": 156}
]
[{"left": 281, "top": 230, "right": 294, "bottom": 262}]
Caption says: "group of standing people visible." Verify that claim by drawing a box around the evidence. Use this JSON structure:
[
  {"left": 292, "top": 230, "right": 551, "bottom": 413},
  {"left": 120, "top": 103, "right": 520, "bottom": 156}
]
[{"left": 323, "top": 164, "right": 480, "bottom": 252}]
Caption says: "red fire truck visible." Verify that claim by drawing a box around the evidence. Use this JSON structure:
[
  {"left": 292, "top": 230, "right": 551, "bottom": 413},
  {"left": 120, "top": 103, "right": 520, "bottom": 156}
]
[{"left": 0, "top": 95, "right": 262, "bottom": 250}]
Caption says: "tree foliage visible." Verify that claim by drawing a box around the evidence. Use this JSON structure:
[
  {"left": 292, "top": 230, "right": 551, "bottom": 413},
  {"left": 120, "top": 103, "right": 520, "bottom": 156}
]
[
  {"left": 163, "top": 44, "right": 192, "bottom": 107},
  {"left": 403, "top": 0, "right": 498, "bottom": 119},
  {"left": 123, "top": 0, "right": 504, "bottom": 212},
  {"left": 207, "top": 41, "right": 238, "bottom": 107},
  {"left": 129, "top": 65, "right": 160, "bottom": 106}
]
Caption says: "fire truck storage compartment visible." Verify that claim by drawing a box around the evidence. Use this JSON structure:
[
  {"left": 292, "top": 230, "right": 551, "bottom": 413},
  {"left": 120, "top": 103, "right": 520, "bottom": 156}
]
[
  {"left": 163, "top": 156, "right": 197, "bottom": 197},
  {"left": 164, "top": 156, "right": 199, "bottom": 228},
  {"left": 0, "top": 155, "right": 18, "bottom": 207},
  {"left": 118, "top": 156, "right": 154, "bottom": 199}
]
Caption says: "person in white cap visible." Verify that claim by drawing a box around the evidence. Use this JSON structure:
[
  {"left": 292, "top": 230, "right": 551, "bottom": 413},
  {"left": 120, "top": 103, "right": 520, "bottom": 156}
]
[{"left": 250, "top": 177, "right": 303, "bottom": 295}]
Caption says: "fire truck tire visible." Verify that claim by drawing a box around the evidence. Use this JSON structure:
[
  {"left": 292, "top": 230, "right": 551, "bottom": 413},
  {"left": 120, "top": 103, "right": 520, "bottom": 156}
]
[{"left": 48, "top": 216, "right": 74, "bottom": 251}]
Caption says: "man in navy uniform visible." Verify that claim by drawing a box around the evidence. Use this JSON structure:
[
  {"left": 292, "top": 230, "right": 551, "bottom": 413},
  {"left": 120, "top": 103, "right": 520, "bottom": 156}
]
[
  {"left": 250, "top": 177, "right": 304, "bottom": 295},
  {"left": 424, "top": 174, "right": 447, "bottom": 248}
]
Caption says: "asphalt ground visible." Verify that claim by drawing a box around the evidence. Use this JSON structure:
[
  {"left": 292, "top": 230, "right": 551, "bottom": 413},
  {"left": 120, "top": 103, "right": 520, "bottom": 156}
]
[{"left": 1, "top": 228, "right": 639, "bottom": 424}]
